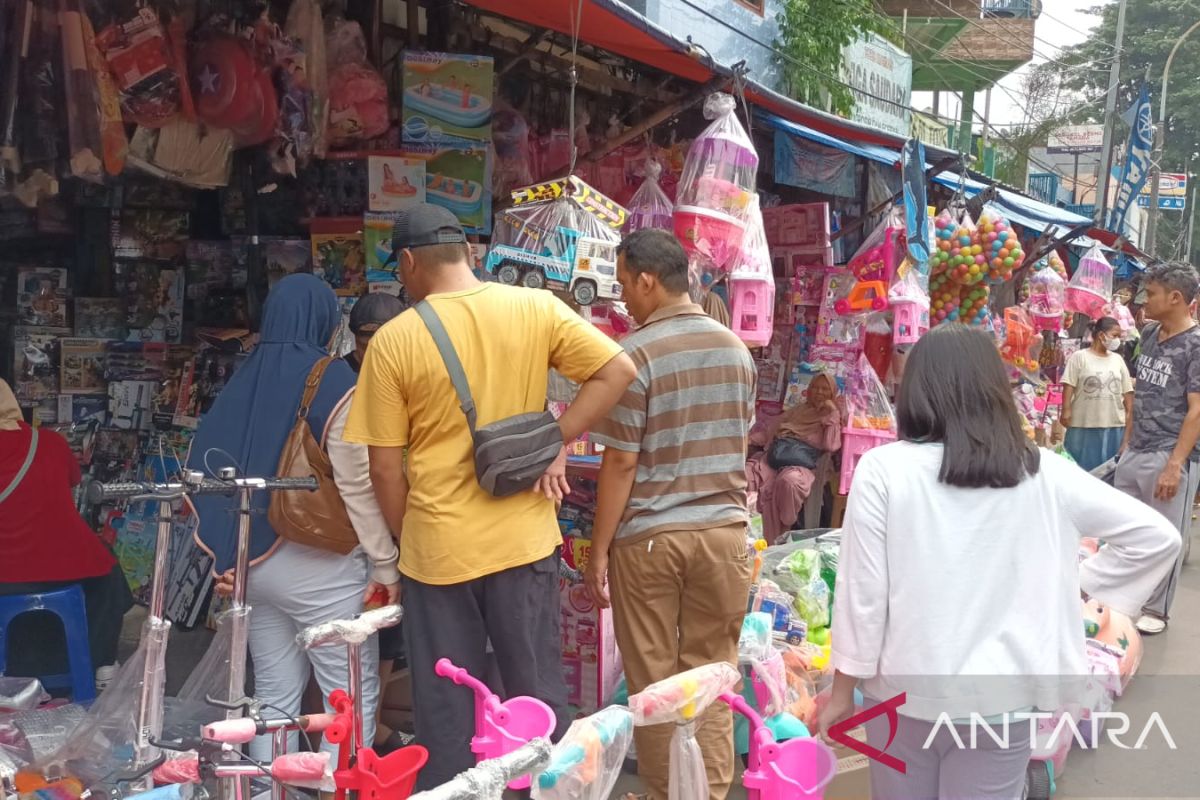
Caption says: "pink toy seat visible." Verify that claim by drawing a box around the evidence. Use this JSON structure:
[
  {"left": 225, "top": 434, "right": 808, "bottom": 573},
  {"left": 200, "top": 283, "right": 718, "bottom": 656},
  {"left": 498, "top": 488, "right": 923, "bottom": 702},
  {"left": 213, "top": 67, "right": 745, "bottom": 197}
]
[
  {"left": 674, "top": 206, "right": 746, "bottom": 272},
  {"left": 721, "top": 691, "right": 836, "bottom": 800},
  {"left": 434, "top": 658, "right": 556, "bottom": 790},
  {"left": 839, "top": 428, "right": 896, "bottom": 495}
]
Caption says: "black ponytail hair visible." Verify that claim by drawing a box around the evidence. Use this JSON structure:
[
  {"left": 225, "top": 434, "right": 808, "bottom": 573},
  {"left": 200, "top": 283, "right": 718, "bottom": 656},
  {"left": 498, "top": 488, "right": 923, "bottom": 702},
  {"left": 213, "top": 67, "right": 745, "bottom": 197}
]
[
  {"left": 1091, "top": 316, "right": 1120, "bottom": 337},
  {"left": 896, "top": 324, "right": 1040, "bottom": 488}
]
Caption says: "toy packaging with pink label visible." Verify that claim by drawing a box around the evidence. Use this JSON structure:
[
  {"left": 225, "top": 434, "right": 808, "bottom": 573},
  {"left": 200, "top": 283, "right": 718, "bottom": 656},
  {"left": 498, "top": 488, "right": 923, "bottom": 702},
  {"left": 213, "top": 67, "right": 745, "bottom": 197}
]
[{"left": 559, "top": 533, "right": 623, "bottom": 714}]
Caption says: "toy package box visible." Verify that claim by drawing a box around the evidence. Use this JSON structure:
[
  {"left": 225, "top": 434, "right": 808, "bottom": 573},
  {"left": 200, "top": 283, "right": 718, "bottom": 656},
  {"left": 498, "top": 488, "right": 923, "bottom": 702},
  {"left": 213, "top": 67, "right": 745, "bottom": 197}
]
[
  {"left": 18, "top": 267, "right": 70, "bottom": 327},
  {"left": 405, "top": 142, "right": 492, "bottom": 234},
  {"left": 559, "top": 533, "right": 623, "bottom": 714},
  {"left": 364, "top": 211, "right": 401, "bottom": 280},
  {"left": 402, "top": 51, "right": 494, "bottom": 146},
  {"left": 368, "top": 154, "right": 426, "bottom": 211},
  {"left": 311, "top": 219, "right": 367, "bottom": 296}
]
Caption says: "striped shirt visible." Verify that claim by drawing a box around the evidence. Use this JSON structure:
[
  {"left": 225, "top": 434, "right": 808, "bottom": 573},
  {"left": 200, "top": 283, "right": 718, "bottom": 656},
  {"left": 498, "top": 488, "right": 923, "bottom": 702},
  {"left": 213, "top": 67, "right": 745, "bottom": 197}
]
[{"left": 591, "top": 303, "right": 756, "bottom": 541}]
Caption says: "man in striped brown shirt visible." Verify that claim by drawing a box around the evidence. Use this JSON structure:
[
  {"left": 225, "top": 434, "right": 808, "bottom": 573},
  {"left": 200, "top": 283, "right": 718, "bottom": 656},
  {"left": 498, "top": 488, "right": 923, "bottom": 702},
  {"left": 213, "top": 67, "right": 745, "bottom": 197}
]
[{"left": 586, "top": 229, "right": 755, "bottom": 800}]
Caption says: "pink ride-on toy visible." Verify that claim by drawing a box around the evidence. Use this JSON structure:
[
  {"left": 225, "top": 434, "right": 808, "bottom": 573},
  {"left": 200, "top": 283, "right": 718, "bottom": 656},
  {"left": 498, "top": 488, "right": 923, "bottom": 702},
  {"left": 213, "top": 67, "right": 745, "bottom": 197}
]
[
  {"left": 720, "top": 692, "right": 837, "bottom": 800},
  {"left": 434, "top": 658, "right": 557, "bottom": 790}
]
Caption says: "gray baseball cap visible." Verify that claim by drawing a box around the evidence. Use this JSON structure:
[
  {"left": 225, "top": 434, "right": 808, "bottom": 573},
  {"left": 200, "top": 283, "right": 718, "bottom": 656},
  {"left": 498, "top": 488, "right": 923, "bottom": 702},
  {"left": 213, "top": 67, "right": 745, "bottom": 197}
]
[
  {"left": 391, "top": 203, "right": 467, "bottom": 252},
  {"left": 349, "top": 292, "right": 406, "bottom": 334}
]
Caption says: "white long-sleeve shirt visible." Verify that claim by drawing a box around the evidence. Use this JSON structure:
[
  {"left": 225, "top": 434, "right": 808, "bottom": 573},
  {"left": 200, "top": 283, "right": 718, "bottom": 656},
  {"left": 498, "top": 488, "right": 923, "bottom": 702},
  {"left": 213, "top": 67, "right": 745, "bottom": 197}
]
[
  {"left": 831, "top": 442, "right": 1179, "bottom": 721},
  {"left": 326, "top": 392, "right": 400, "bottom": 586}
]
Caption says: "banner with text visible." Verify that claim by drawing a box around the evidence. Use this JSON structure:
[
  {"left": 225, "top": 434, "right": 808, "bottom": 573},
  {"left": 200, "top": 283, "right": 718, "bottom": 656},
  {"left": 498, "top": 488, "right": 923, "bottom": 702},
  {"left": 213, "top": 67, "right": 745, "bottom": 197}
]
[{"left": 841, "top": 34, "right": 913, "bottom": 138}]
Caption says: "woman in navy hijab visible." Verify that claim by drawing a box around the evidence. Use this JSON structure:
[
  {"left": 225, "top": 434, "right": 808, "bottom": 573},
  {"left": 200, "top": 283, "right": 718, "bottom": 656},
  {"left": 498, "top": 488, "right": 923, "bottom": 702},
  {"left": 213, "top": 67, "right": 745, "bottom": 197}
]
[{"left": 189, "top": 274, "right": 399, "bottom": 761}]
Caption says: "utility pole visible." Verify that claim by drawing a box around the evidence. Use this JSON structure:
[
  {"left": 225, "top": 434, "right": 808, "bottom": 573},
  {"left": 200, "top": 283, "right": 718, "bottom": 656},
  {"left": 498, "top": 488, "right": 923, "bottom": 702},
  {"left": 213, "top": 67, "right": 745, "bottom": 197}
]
[
  {"left": 1146, "top": 19, "right": 1200, "bottom": 255},
  {"left": 1186, "top": 179, "right": 1198, "bottom": 262},
  {"left": 1095, "top": 0, "right": 1128, "bottom": 229}
]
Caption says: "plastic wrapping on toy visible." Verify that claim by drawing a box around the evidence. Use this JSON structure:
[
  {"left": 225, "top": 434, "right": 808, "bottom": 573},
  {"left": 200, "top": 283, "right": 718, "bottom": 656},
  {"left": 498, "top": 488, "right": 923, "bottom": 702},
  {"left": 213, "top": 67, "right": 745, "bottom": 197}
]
[
  {"left": 152, "top": 752, "right": 201, "bottom": 785},
  {"left": 1027, "top": 266, "right": 1067, "bottom": 328},
  {"left": 942, "top": 211, "right": 986, "bottom": 286},
  {"left": 92, "top": 6, "right": 187, "bottom": 128},
  {"left": 1, "top": 704, "right": 86, "bottom": 766},
  {"left": 844, "top": 354, "right": 896, "bottom": 433},
  {"left": 297, "top": 604, "right": 403, "bottom": 649},
  {"left": 889, "top": 267, "right": 928, "bottom": 305},
  {"left": 493, "top": 101, "right": 533, "bottom": 198},
  {"left": 59, "top": 0, "right": 104, "bottom": 182},
  {"left": 674, "top": 93, "right": 758, "bottom": 277},
  {"left": 325, "top": 17, "right": 389, "bottom": 146},
  {"left": 0, "top": 680, "right": 47, "bottom": 714},
  {"left": 669, "top": 720, "right": 707, "bottom": 800},
  {"left": 848, "top": 209, "right": 903, "bottom": 284},
  {"left": 35, "top": 617, "right": 170, "bottom": 785},
  {"left": 625, "top": 160, "right": 673, "bottom": 233},
  {"left": 175, "top": 605, "right": 247, "bottom": 707},
  {"left": 268, "top": 0, "right": 328, "bottom": 174},
  {"left": 738, "top": 613, "right": 774, "bottom": 665},
  {"left": 531, "top": 707, "right": 633, "bottom": 800},
  {"left": 409, "top": 737, "right": 552, "bottom": 800},
  {"left": 1108, "top": 301, "right": 1135, "bottom": 334},
  {"left": 1066, "top": 244, "right": 1114, "bottom": 319},
  {"left": 628, "top": 663, "right": 739, "bottom": 727}
]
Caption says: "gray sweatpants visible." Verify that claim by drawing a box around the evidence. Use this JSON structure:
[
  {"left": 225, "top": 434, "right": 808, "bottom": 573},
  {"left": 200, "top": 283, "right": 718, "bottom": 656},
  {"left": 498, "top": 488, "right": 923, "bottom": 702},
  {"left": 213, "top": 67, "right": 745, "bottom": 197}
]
[
  {"left": 401, "top": 551, "right": 570, "bottom": 790},
  {"left": 245, "top": 541, "right": 378, "bottom": 761},
  {"left": 865, "top": 710, "right": 1032, "bottom": 800},
  {"left": 1114, "top": 450, "right": 1200, "bottom": 619}
]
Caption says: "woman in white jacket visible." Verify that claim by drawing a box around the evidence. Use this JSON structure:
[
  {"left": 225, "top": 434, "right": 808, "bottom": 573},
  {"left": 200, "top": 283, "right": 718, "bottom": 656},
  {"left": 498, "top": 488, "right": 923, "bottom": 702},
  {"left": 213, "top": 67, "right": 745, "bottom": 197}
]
[{"left": 819, "top": 324, "right": 1179, "bottom": 799}]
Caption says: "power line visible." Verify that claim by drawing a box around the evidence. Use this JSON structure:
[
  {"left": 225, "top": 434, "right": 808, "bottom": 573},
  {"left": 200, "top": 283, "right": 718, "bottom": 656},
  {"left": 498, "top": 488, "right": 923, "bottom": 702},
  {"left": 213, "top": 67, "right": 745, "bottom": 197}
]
[{"left": 926, "top": 0, "right": 1116, "bottom": 69}]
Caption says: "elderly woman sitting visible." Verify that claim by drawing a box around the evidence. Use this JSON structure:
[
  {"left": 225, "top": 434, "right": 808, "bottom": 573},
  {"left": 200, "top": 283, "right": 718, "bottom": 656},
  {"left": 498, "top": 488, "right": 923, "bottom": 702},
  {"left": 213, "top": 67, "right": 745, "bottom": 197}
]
[{"left": 747, "top": 373, "right": 843, "bottom": 543}]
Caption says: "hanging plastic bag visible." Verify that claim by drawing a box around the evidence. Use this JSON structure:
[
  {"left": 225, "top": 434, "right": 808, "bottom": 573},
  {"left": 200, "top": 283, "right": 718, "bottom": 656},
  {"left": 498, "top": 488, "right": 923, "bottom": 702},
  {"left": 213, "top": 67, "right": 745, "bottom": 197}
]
[
  {"left": 728, "top": 195, "right": 775, "bottom": 346},
  {"left": 325, "top": 16, "right": 389, "bottom": 147},
  {"left": 1026, "top": 262, "right": 1067, "bottom": 332},
  {"left": 844, "top": 354, "right": 896, "bottom": 434},
  {"left": 625, "top": 159, "right": 673, "bottom": 233},
  {"left": 493, "top": 99, "right": 533, "bottom": 197},
  {"left": 92, "top": 6, "right": 190, "bottom": 128},
  {"left": 1066, "top": 244, "right": 1114, "bottom": 319},
  {"left": 674, "top": 93, "right": 758, "bottom": 281},
  {"left": 265, "top": 0, "right": 327, "bottom": 175},
  {"left": 847, "top": 208, "right": 904, "bottom": 284}
]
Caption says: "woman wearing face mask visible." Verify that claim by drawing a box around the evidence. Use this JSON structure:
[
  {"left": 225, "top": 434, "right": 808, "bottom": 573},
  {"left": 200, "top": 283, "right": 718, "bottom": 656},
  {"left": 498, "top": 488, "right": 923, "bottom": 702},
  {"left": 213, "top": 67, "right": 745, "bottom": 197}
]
[
  {"left": 188, "top": 274, "right": 399, "bottom": 764},
  {"left": 1062, "top": 316, "right": 1134, "bottom": 471}
]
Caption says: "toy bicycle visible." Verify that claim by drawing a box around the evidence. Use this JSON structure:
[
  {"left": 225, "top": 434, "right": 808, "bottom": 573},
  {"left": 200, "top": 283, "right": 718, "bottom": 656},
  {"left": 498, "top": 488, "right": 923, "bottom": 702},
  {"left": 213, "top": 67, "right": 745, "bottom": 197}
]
[
  {"left": 720, "top": 693, "right": 835, "bottom": 800},
  {"left": 532, "top": 707, "right": 633, "bottom": 800},
  {"left": 434, "top": 659, "right": 556, "bottom": 791},
  {"left": 148, "top": 606, "right": 427, "bottom": 800}
]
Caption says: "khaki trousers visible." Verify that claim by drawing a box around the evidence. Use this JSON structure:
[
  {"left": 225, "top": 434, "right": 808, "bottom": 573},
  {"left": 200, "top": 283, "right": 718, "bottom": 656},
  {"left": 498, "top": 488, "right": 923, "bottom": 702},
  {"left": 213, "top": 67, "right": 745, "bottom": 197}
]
[{"left": 608, "top": 524, "right": 752, "bottom": 800}]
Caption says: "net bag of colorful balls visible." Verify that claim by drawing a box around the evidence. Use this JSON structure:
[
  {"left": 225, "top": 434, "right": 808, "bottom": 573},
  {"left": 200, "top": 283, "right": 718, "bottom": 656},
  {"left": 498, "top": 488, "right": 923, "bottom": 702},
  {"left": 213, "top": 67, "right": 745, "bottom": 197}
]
[
  {"left": 673, "top": 93, "right": 758, "bottom": 280},
  {"left": 929, "top": 268, "right": 990, "bottom": 327}
]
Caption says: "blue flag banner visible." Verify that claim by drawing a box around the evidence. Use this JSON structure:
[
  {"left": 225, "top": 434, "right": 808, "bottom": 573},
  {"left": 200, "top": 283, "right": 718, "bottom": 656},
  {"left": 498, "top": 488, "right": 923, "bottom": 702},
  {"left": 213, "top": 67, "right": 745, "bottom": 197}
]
[
  {"left": 1108, "top": 85, "right": 1153, "bottom": 235},
  {"left": 902, "top": 138, "right": 929, "bottom": 274}
]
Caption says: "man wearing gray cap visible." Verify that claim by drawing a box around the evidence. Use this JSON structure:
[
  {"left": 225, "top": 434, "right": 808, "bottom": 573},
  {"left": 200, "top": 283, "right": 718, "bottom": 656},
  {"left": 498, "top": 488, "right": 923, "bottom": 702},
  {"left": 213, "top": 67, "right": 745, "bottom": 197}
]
[
  {"left": 344, "top": 204, "right": 636, "bottom": 787},
  {"left": 343, "top": 292, "right": 407, "bottom": 374}
]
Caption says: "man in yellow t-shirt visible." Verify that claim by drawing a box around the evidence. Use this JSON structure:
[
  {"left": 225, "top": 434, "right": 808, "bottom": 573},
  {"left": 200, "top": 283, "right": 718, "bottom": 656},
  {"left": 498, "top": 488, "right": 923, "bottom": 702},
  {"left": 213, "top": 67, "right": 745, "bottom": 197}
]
[{"left": 343, "top": 204, "right": 634, "bottom": 787}]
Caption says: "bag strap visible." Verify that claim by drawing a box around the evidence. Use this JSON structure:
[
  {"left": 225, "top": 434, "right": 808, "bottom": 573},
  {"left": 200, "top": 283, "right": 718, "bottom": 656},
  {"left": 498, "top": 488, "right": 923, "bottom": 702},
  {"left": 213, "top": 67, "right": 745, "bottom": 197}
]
[
  {"left": 414, "top": 300, "right": 478, "bottom": 432},
  {"left": 297, "top": 357, "right": 335, "bottom": 422},
  {"left": 0, "top": 427, "right": 38, "bottom": 505}
]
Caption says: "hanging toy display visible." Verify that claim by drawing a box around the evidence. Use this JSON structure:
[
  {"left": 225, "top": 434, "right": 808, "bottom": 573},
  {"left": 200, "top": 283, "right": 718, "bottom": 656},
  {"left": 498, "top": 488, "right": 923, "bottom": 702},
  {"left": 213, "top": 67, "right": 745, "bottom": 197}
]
[
  {"left": 190, "top": 35, "right": 279, "bottom": 147},
  {"left": 1065, "top": 244, "right": 1115, "bottom": 320},
  {"left": 673, "top": 93, "right": 758, "bottom": 294},
  {"left": 944, "top": 211, "right": 986, "bottom": 286},
  {"left": 889, "top": 267, "right": 930, "bottom": 345},
  {"left": 324, "top": 17, "right": 390, "bottom": 146},
  {"left": 1027, "top": 264, "right": 1067, "bottom": 332},
  {"left": 93, "top": 6, "right": 193, "bottom": 129},
  {"left": 625, "top": 159, "right": 673, "bottom": 234},
  {"left": 979, "top": 208, "right": 1024, "bottom": 284},
  {"left": 840, "top": 354, "right": 898, "bottom": 493},
  {"left": 848, "top": 208, "right": 905, "bottom": 284},
  {"left": 958, "top": 283, "right": 990, "bottom": 327},
  {"left": 728, "top": 196, "right": 775, "bottom": 347}
]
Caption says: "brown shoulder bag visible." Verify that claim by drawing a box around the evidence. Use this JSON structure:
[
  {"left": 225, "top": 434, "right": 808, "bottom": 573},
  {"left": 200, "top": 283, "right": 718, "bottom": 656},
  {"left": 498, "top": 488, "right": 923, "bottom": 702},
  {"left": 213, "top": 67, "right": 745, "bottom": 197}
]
[{"left": 268, "top": 357, "right": 358, "bottom": 554}]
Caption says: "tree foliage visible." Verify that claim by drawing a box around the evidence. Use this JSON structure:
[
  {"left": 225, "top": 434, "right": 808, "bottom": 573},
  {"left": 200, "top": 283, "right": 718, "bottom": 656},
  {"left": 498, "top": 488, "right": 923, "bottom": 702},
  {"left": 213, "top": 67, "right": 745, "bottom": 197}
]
[
  {"left": 773, "top": 0, "right": 891, "bottom": 114},
  {"left": 994, "top": 63, "right": 1076, "bottom": 188},
  {"left": 1055, "top": 0, "right": 1200, "bottom": 259}
]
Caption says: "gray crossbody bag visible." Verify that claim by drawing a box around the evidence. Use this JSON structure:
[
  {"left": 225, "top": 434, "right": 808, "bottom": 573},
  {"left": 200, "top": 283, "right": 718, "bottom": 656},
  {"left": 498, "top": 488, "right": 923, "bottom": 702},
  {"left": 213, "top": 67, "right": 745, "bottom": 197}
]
[{"left": 414, "top": 301, "right": 563, "bottom": 497}]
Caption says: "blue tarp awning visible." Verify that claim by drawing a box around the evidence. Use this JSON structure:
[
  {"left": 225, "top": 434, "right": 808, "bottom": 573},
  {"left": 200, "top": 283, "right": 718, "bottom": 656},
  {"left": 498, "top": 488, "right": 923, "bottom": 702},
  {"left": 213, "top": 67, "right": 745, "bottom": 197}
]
[{"left": 756, "top": 111, "right": 903, "bottom": 166}]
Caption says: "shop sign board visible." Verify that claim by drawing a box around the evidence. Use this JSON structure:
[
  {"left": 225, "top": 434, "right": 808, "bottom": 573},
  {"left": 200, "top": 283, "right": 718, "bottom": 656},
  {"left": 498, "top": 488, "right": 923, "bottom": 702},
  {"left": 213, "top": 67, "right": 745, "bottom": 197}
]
[
  {"left": 841, "top": 34, "right": 913, "bottom": 138},
  {"left": 1047, "top": 125, "right": 1104, "bottom": 154},
  {"left": 1137, "top": 172, "right": 1188, "bottom": 210}
]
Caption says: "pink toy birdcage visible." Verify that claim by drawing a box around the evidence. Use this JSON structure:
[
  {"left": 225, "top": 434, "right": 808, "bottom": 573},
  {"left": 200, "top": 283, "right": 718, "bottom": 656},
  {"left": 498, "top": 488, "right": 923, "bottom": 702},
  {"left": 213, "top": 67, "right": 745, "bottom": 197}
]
[
  {"left": 888, "top": 269, "right": 930, "bottom": 345},
  {"left": 730, "top": 198, "right": 777, "bottom": 347},
  {"left": 1027, "top": 266, "right": 1067, "bottom": 332},
  {"left": 1065, "top": 244, "right": 1114, "bottom": 320}
]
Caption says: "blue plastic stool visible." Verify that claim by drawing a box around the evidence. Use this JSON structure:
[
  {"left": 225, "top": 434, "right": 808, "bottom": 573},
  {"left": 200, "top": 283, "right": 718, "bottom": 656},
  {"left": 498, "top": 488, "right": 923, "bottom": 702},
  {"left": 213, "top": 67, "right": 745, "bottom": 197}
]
[{"left": 0, "top": 585, "right": 96, "bottom": 703}]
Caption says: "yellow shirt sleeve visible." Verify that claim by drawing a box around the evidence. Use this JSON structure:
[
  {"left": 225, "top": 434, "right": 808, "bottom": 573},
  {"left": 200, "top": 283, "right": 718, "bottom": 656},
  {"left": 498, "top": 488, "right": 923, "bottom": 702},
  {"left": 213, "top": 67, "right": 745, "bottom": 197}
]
[
  {"left": 544, "top": 294, "right": 624, "bottom": 383},
  {"left": 343, "top": 332, "right": 410, "bottom": 446}
]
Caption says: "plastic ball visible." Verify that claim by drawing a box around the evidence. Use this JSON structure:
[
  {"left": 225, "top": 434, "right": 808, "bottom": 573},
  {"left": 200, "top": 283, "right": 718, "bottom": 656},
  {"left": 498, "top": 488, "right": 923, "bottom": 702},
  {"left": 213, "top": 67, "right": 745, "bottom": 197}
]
[
  {"left": 959, "top": 235, "right": 972, "bottom": 247},
  {"left": 935, "top": 217, "right": 948, "bottom": 229},
  {"left": 1004, "top": 257, "right": 1015, "bottom": 267},
  {"left": 998, "top": 231, "right": 1010, "bottom": 242}
]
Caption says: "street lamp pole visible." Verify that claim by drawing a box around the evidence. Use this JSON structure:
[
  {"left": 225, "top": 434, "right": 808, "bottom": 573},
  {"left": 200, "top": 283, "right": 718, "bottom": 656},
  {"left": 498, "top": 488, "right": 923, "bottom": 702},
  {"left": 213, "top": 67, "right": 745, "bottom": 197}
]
[{"left": 1145, "top": 19, "right": 1200, "bottom": 256}]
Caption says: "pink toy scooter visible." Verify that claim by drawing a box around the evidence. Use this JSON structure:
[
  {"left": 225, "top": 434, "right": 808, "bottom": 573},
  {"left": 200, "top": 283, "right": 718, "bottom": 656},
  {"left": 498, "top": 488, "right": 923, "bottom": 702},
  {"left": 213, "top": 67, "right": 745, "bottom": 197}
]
[
  {"left": 720, "top": 692, "right": 836, "bottom": 800},
  {"left": 434, "top": 658, "right": 557, "bottom": 791}
]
